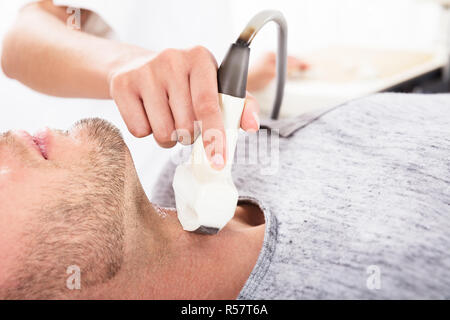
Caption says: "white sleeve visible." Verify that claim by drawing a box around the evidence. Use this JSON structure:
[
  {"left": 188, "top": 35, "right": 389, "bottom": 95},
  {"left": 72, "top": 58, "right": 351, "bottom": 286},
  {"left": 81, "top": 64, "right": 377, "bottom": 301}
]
[
  {"left": 52, "top": 0, "right": 129, "bottom": 40},
  {"left": 4, "top": 0, "right": 118, "bottom": 39}
]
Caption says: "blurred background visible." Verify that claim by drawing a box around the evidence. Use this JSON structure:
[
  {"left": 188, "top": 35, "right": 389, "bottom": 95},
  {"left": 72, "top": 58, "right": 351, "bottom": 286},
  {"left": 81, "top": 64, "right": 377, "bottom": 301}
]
[{"left": 0, "top": 0, "right": 449, "bottom": 193}]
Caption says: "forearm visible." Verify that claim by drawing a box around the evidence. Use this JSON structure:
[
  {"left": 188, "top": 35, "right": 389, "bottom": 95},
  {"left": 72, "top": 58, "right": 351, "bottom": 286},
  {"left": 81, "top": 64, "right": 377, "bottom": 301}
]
[{"left": 1, "top": 2, "right": 151, "bottom": 99}]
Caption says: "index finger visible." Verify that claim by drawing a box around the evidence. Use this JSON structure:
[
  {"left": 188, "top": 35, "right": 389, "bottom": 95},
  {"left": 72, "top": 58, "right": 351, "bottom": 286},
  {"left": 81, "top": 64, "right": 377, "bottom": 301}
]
[{"left": 189, "top": 47, "right": 226, "bottom": 170}]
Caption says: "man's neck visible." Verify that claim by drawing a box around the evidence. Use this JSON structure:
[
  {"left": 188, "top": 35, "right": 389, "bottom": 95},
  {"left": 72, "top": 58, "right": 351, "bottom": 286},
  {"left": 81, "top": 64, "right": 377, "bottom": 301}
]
[{"left": 120, "top": 201, "right": 265, "bottom": 299}]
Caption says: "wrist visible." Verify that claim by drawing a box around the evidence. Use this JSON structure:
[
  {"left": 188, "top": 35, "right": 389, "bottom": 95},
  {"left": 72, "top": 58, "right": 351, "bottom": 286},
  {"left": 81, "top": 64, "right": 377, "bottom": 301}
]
[{"left": 106, "top": 45, "right": 155, "bottom": 97}]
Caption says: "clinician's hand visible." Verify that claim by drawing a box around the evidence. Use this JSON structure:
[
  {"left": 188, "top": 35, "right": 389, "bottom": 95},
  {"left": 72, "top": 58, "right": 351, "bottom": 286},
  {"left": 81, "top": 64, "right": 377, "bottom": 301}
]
[{"left": 109, "top": 46, "right": 260, "bottom": 170}]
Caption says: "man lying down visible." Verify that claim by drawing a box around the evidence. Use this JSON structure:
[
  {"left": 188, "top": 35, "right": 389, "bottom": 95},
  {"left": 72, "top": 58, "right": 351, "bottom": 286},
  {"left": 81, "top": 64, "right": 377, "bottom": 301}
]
[{"left": 0, "top": 93, "right": 449, "bottom": 299}]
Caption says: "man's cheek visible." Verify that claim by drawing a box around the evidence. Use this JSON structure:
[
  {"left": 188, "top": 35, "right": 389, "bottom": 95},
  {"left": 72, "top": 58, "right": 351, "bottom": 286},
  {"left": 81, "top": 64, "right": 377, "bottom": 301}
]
[
  {"left": 0, "top": 171, "right": 50, "bottom": 221},
  {"left": 0, "top": 160, "right": 34, "bottom": 186},
  {"left": 0, "top": 167, "right": 12, "bottom": 191},
  {"left": 0, "top": 179, "right": 50, "bottom": 286},
  {"left": 0, "top": 209, "right": 29, "bottom": 287},
  {"left": 0, "top": 168, "right": 24, "bottom": 207},
  {"left": 0, "top": 183, "right": 32, "bottom": 222}
]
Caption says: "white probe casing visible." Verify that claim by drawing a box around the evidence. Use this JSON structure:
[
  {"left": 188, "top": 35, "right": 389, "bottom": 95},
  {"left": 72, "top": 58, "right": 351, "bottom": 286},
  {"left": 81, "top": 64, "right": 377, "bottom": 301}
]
[{"left": 172, "top": 93, "right": 245, "bottom": 233}]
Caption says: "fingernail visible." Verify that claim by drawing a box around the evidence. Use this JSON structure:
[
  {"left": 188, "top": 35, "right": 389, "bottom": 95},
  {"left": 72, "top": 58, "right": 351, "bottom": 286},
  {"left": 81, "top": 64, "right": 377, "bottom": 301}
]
[
  {"left": 210, "top": 153, "right": 225, "bottom": 170},
  {"left": 252, "top": 111, "right": 260, "bottom": 131}
]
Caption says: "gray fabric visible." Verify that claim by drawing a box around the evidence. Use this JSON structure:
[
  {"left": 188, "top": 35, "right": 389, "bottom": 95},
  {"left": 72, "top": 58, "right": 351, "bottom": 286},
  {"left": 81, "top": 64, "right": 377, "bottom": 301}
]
[
  {"left": 260, "top": 103, "right": 343, "bottom": 137},
  {"left": 151, "top": 93, "right": 450, "bottom": 299}
]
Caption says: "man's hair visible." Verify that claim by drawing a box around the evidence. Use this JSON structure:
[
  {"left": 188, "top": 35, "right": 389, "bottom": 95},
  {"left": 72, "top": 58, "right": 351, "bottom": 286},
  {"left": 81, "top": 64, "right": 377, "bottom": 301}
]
[{"left": 2, "top": 119, "right": 128, "bottom": 299}]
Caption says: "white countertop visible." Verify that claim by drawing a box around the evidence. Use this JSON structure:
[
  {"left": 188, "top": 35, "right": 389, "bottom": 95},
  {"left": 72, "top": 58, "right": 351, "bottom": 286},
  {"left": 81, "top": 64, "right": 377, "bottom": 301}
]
[{"left": 255, "top": 46, "right": 448, "bottom": 118}]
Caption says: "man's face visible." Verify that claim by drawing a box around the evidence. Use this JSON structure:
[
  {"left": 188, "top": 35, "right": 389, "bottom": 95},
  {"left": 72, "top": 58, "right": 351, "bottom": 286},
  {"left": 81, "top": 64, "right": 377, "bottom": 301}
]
[{"left": 0, "top": 118, "right": 130, "bottom": 299}]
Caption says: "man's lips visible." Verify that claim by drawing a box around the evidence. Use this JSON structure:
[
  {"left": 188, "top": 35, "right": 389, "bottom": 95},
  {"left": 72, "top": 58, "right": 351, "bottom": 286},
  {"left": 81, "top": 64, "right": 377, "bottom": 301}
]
[
  {"left": 15, "top": 129, "right": 49, "bottom": 159},
  {"left": 32, "top": 129, "right": 49, "bottom": 160}
]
